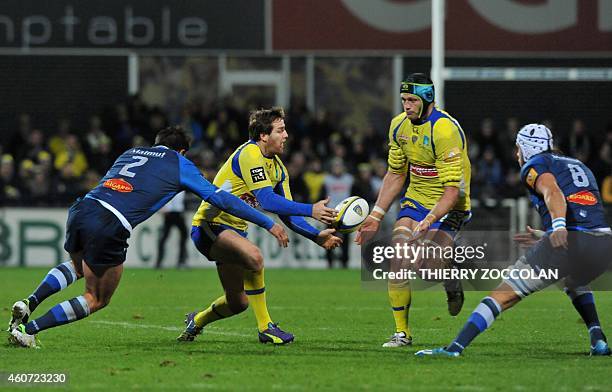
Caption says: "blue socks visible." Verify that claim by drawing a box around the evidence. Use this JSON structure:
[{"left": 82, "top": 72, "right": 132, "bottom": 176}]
[
  {"left": 28, "top": 261, "right": 79, "bottom": 312},
  {"left": 565, "top": 287, "right": 606, "bottom": 346},
  {"left": 447, "top": 296, "right": 502, "bottom": 353},
  {"left": 25, "top": 296, "right": 90, "bottom": 334}
]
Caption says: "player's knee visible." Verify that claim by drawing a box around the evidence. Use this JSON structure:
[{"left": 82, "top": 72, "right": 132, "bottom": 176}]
[
  {"left": 227, "top": 294, "right": 249, "bottom": 314},
  {"left": 84, "top": 293, "right": 112, "bottom": 312},
  {"left": 245, "top": 250, "right": 264, "bottom": 272}
]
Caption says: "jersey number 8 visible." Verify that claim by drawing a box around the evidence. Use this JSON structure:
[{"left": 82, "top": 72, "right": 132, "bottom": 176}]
[{"left": 567, "top": 163, "right": 589, "bottom": 187}]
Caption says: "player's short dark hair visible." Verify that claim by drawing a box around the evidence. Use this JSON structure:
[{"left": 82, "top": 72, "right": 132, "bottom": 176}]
[
  {"left": 403, "top": 73, "right": 433, "bottom": 85},
  {"left": 248, "top": 107, "right": 286, "bottom": 141},
  {"left": 154, "top": 125, "right": 191, "bottom": 152}
]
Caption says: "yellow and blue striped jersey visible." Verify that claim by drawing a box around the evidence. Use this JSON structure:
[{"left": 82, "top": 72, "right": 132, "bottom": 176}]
[
  {"left": 387, "top": 107, "right": 471, "bottom": 211},
  {"left": 192, "top": 141, "right": 291, "bottom": 231}
]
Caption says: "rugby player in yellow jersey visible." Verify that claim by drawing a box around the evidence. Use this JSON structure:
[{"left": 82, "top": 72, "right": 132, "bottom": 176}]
[
  {"left": 178, "top": 107, "right": 342, "bottom": 344},
  {"left": 356, "top": 73, "right": 471, "bottom": 347}
]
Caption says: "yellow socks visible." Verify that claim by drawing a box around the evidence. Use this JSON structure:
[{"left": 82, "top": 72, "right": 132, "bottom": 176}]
[
  {"left": 244, "top": 269, "right": 273, "bottom": 332},
  {"left": 388, "top": 281, "right": 412, "bottom": 336},
  {"left": 194, "top": 295, "right": 233, "bottom": 328}
]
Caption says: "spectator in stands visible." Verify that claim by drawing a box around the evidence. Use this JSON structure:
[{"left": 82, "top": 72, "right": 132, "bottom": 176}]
[
  {"left": 593, "top": 125, "right": 612, "bottom": 185},
  {"left": 49, "top": 118, "right": 72, "bottom": 156},
  {"left": 475, "top": 147, "right": 503, "bottom": 205},
  {"left": 499, "top": 169, "right": 526, "bottom": 199},
  {"left": 145, "top": 109, "right": 168, "bottom": 144},
  {"left": 113, "top": 104, "right": 137, "bottom": 154},
  {"left": 474, "top": 118, "right": 502, "bottom": 160},
  {"left": 371, "top": 159, "right": 387, "bottom": 195},
  {"left": 563, "top": 119, "right": 591, "bottom": 164},
  {"left": 323, "top": 158, "right": 354, "bottom": 268},
  {"left": 352, "top": 140, "right": 370, "bottom": 166},
  {"left": 17, "top": 129, "right": 46, "bottom": 164},
  {"left": 198, "top": 149, "right": 219, "bottom": 181},
  {"left": 55, "top": 135, "right": 88, "bottom": 180},
  {"left": 85, "top": 115, "right": 114, "bottom": 174},
  {"left": 24, "top": 164, "right": 57, "bottom": 206},
  {"left": 0, "top": 155, "right": 20, "bottom": 206},
  {"left": 501, "top": 117, "right": 521, "bottom": 169},
  {"left": 8, "top": 113, "right": 32, "bottom": 159},
  {"left": 601, "top": 167, "right": 612, "bottom": 204},
  {"left": 303, "top": 158, "right": 325, "bottom": 203},
  {"left": 351, "top": 163, "right": 376, "bottom": 205},
  {"left": 18, "top": 159, "right": 35, "bottom": 191},
  {"left": 287, "top": 152, "right": 309, "bottom": 203}
]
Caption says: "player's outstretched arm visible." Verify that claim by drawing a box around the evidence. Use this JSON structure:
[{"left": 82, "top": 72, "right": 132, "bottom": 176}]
[
  {"left": 355, "top": 171, "right": 406, "bottom": 245},
  {"left": 252, "top": 187, "right": 337, "bottom": 224},
  {"left": 535, "top": 173, "right": 568, "bottom": 249}
]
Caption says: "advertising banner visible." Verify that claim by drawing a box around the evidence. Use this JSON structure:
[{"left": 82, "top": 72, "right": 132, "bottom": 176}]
[
  {"left": 272, "top": 0, "right": 612, "bottom": 52},
  {"left": 0, "top": 208, "right": 360, "bottom": 268},
  {"left": 0, "top": 0, "right": 265, "bottom": 50}
]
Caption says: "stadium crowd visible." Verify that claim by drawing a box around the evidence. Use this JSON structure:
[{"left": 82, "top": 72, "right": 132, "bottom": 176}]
[{"left": 2, "top": 95, "right": 612, "bottom": 208}]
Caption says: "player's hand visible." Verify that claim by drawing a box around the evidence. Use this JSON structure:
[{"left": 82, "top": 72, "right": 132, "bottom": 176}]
[
  {"left": 312, "top": 197, "right": 337, "bottom": 225},
  {"left": 268, "top": 223, "right": 289, "bottom": 248},
  {"left": 512, "top": 225, "right": 544, "bottom": 248},
  {"left": 316, "top": 228, "right": 342, "bottom": 250},
  {"left": 549, "top": 228, "right": 568, "bottom": 249},
  {"left": 355, "top": 216, "right": 380, "bottom": 245},
  {"left": 409, "top": 217, "right": 433, "bottom": 243}
]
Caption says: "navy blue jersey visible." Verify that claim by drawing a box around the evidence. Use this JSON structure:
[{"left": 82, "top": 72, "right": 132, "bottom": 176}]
[
  {"left": 87, "top": 146, "right": 217, "bottom": 228},
  {"left": 520, "top": 153, "right": 608, "bottom": 231}
]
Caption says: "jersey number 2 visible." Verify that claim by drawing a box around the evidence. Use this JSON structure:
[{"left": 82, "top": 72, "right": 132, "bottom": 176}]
[
  {"left": 119, "top": 156, "right": 149, "bottom": 178},
  {"left": 567, "top": 163, "right": 589, "bottom": 187}
]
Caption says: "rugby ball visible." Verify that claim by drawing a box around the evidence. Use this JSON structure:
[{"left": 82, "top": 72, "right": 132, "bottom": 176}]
[{"left": 333, "top": 196, "right": 369, "bottom": 233}]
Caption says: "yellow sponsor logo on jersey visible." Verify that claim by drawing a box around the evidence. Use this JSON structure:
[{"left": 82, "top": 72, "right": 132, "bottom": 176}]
[{"left": 526, "top": 168, "right": 538, "bottom": 188}]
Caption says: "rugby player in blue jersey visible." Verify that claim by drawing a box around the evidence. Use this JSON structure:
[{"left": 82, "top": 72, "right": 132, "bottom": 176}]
[
  {"left": 417, "top": 123, "right": 612, "bottom": 357},
  {"left": 7, "top": 126, "right": 289, "bottom": 348}
]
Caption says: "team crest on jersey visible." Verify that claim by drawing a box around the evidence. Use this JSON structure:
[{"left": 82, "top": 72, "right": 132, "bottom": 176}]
[
  {"left": 525, "top": 168, "right": 538, "bottom": 188},
  {"left": 250, "top": 167, "right": 266, "bottom": 183},
  {"left": 423, "top": 135, "right": 430, "bottom": 146},
  {"left": 567, "top": 190, "right": 597, "bottom": 206},
  {"left": 103, "top": 178, "right": 133, "bottom": 193}
]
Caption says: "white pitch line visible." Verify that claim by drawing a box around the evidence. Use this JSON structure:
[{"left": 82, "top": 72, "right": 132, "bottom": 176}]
[{"left": 89, "top": 320, "right": 252, "bottom": 338}]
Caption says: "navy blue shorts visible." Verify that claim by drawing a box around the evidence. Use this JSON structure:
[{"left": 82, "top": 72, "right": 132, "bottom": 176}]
[
  {"left": 64, "top": 198, "right": 130, "bottom": 271},
  {"left": 191, "top": 222, "right": 247, "bottom": 261},
  {"left": 525, "top": 231, "right": 612, "bottom": 286}
]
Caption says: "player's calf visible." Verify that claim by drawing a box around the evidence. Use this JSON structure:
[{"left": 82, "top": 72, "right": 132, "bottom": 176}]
[{"left": 564, "top": 286, "right": 609, "bottom": 354}]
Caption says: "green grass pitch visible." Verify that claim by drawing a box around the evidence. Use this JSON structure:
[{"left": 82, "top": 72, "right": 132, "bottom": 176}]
[{"left": 1, "top": 268, "right": 610, "bottom": 391}]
